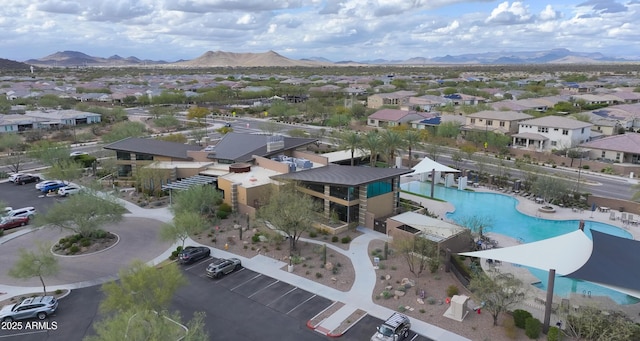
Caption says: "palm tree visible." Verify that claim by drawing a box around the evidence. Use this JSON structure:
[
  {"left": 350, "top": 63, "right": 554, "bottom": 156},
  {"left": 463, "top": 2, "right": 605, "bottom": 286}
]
[
  {"left": 381, "top": 130, "right": 405, "bottom": 167},
  {"left": 359, "top": 131, "right": 382, "bottom": 167},
  {"left": 338, "top": 131, "right": 362, "bottom": 166},
  {"left": 403, "top": 129, "right": 423, "bottom": 168}
]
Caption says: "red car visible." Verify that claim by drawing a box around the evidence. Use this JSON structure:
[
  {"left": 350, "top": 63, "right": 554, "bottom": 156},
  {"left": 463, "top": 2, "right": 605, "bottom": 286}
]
[{"left": 0, "top": 216, "right": 29, "bottom": 230}]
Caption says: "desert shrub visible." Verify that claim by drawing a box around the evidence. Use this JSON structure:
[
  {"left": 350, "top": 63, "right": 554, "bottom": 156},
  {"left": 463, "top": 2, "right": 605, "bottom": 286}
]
[
  {"left": 398, "top": 305, "right": 406, "bottom": 312},
  {"left": 513, "top": 309, "right": 533, "bottom": 329},
  {"left": 80, "top": 238, "right": 91, "bottom": 247},
  {"left": 176, "top": 245, "right": 183, "bottom": 252},
  {"left": 309, "top": 231, "right": 318, "bottom": 238},
  {"left": 170, "top": 250, "right": 179, "bottom": 260},
  {"left": 95, "top": 230, "right": 108, "bottom": 239},
  {"left": 382, "top": 291, "right": 392, "bottom": 299},
  {"left": 341, "top": 236, "right": 352, "bottom": 244},
  {"left": 69, "top": 245, "right": 80, "bottom": 254},
  {"left": 331, "top": 236, "right": 339, "bottom": 242},
  {"left": 251, "top": 233, "right": 261, "bottom": 243},
  {"left": 446, "top": 285, "right": 459, "bottom": 297},
  {"left": 218, "top": 202, "right": 232, "bottom": 212},
  {"left": 547, "top": 326, "right": 561, "bottom": 341},
  {"left": 426, "top": 297, "right": 436, "bottom": 305},
  {"left": 54, "top": 289, "right": 62, "bottom": 295},
  {"left": 315, "top": 272, "right": 323, "bottom": 278},
  {"left": 525, "top": 317, "right": 541, "bottom": 339},
  {"left": 216, "top": 210, "right": 229, "bottom": 219}
]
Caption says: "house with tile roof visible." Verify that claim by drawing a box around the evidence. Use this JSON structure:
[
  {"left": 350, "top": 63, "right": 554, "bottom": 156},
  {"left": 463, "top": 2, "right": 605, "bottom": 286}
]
[
  {"left": 512, "top": 116, "right": 592, "bottom": 152},
  {"left": 367, "top": 109, "right": 433, "bottom": 128},
  {"left": 463, "top": 110, "right": 533, "bottom": 135},
  {"left": 366, "top": 90, "right": 417, "bottom": 109},
  {"left": 579, "top": 133, "right": 640, "bottom": 164}
]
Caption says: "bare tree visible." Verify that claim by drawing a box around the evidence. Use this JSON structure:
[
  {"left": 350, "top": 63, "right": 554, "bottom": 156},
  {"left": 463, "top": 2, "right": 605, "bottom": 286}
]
[
  {"left": 394, "top": 235, "right": 439, "bottom": 278},
  {"left": 468, "top": 269, "right": 527, "bottom": 326}
]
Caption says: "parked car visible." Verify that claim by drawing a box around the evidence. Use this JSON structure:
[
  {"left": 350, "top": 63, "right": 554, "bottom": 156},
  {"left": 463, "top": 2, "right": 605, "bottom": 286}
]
[
  {"left": 15, "top": 174, "right": 41, "bottom": 185},
  {"left": 58, "top": 185, "right": 81, "bottom": 196},
  {"left": 35, "top": 180, "right": 65, "bottom": 190},
  {"left": 0, "top": 216, "right": 29, "bottom": 230},
  {"left": 206, "top": 258, "right": 242, "bottom": 278},
  {"left": 4, "top": 207, "right": 36, "bottom": 219},
  {"left": 370, "top": 313, "right": 411, "bottom": 341},
  {"left": 0, "top": 296, "right": 58, "bottom": 322},
  {"left": 8, "top": 173, "right": 25, "bottom": 183},
  {"left": 40, "top": 182, "right": 67, "bottom": 193},
  {"left": 70, "top": 151, "right": 88, "bottom": 157},
  {"left": 178, "top": 246, "right": 211, "bottom": 264}
]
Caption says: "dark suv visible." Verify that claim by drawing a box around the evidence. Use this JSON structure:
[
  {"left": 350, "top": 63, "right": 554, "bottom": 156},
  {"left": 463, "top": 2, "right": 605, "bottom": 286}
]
[
  {"left": 15, "top": 174, "right": 41, "bottom": 185},
  {"left": 178, "top": 246, "right": 210, "bottom": 264}
]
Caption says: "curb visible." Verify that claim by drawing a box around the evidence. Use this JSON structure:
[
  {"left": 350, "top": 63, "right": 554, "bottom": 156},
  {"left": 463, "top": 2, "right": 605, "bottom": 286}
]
[{"left": 327, "top": 310, "right": 368, "bottom": 338}]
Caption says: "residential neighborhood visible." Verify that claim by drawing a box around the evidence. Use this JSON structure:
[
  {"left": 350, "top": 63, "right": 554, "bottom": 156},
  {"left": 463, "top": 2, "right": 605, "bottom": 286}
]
[{"left": 2, "top": 64, "right": 640, "bottom": 341}]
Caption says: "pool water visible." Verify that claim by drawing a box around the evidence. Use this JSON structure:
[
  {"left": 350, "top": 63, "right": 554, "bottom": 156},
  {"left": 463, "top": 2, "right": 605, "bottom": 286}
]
[{"left": 401, "top": 181, "right": 639, "bottom": 305}]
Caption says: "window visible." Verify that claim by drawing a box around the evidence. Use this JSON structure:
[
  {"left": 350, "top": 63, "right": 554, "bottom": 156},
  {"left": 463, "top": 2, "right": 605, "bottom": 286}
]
[
  {"left": 499, "top": 121, "right": 505, "bottom": 127},
  {"left": 470, "top": 118, "right": 476, "bottom": 124},
  {"left": 601, "top": 151, "right": 606, "bottom": 158},
  {"left": 562, "top": 129, "right": 569, "bottom": 135},
  {"left": 554, "top": 128, "right": 559, "bottom": 131},
  {"left": 116, "top": 151, "right": 131, "bottom": 160},
  {"left": 537, "top": 127, "right": 549, "bottom": 133},
  {"left": 367, "top": 180, "right": 392, "bottom": 198},
  {"left": 486, "top": 120, "right": 493, "bottom": 126},
  {"left": 581, "top": 128, "right": 585, "bottom": 133},
  {"left": 136, "top": 153, "right": 154, "bottom": 161},
  {"left": 616, "top": 153, "right": 621, "bottom": 161},
  {"left": 302, "top": 183, "right": 324, "bottom": 194},
  {"left": 551, "top": 141, "right": 557, "bottom": 146}
]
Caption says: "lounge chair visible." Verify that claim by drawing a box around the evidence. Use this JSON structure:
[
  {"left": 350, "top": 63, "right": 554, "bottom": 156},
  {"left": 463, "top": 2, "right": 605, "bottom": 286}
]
[
  {"left": 621, "top": 213, "right": 628, "bottom": 224},
  {"left": 629, "top": 214, "right": 635, "bottom": 224},
  {"left": 609, "top": 211, "right": 616, "bottom": 220}
]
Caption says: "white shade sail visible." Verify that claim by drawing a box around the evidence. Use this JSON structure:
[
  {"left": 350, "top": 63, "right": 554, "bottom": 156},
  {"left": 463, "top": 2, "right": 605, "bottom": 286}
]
[{"left": 411, "top": 157, "right": 460, "bottom": 174}]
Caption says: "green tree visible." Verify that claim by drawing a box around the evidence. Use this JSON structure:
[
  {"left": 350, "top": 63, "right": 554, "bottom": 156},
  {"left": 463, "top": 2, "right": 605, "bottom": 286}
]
[
  {"left": 154, "top": 115, "right": 180, "bottom": 132},
  {"left": 160, "top": 211, "right": 208, "bottom": 248},
  {"left": 0, "top": 133, "right": 22, "bottom": 152},
  {"left": 337, "top": 131, "right": 361, "bottom": 166},
  {"left": 102, "top": 121, "right": 147, "bottom": 143},
  {"left": 190, "top": 129, "right": 207, "bottom": 145},
  {"left": 381, "top": 130, "right": 405, "bottom": 167},
  {"left": 45, "top": 158, "right": 84, "bottom": 183},
  {"left": 468, "top": 270, "right": 527, "bottom": 326},
  {"left": 394, "top": 235, "right": 438, "bottom": 278},
  {"left": 34, "top": 192, "right": 126, "bottom": 238},
  {"left": 28, "top": 141, "right": 70, "bottom": 166},
  {"left": 403, "top": 129, "right": 422, "bottom": 168},
  {"left": 135, "top": 167, "right": 169, "bottom": 197},
  {"left": 436, "top": 121, "right": 461, "bottom": 138},
  {"left": 158, "top": 133, "right": 188, "bottom": 144},
  {"left": 86, "top": 310, "right": 209, "bottom": 341},
  {"left": 259, "top": 121, "right": 282, "bottom": 135},
  {"left": 186, "top": 106, "right": 210, "bottom": 126},
  {"left": 170, "top": 185, "right": 222, "bottom": 220},
  {"left": 359, "top": 130, "right": 383, "bottom": 166},
  {"left": 8, "top": 241, "right": 59, "bottom": 296},
  {"left": 565, "top": 305, "right": 640, "bottom": 340},
  {"left": 258, "top": 182, "right": 320, "bottom": 253},
  {"left": 459, "top": 215, "right": 493, "bottom": 241},
  {"left": 100, "top": 260, "right": 186, "bottom": 314},
  {"left": 532, "top": 175, "right": 569, "bottom": 205}
]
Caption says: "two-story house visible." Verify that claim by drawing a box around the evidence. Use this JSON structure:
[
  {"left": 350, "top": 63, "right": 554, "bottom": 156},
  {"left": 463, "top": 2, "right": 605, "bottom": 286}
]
[
  {"left": 366, "top": 91, "right": 417, "bottom": 109},
  {"left": 367, "top": 109, "right": 434, "bottom": 128},
  {"left": 463, "top": 110, "right": 533, "bottom": 135},
  {"left": 512, "top": 116, "right": 592, "bottom": 151}
]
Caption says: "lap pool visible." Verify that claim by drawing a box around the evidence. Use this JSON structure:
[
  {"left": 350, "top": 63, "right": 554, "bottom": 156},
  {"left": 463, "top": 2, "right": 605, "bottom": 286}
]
[{"left": 401, "top": 180, "right": 639, "bottom": 305}]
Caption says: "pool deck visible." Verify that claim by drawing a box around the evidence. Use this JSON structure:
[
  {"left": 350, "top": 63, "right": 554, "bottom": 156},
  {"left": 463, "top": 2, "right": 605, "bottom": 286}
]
[{"left": 400, "top": 179, "right": 640, "bottom": 323}]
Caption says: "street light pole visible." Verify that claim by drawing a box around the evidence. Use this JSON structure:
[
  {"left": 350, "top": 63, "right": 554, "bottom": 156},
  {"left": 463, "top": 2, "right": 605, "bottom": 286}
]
[{"left": 576, "top": 156, "right": 583, "bottom": 194}]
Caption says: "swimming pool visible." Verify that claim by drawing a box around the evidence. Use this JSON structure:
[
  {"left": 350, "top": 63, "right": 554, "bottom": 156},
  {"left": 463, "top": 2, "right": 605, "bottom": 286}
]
[{"left": 401, "top": 180, "right": 639, "bottom": 305}]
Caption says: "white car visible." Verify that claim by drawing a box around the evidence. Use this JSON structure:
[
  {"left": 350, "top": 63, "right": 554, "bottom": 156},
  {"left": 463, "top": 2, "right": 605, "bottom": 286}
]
[
  {"left": 58, "top": 185, "right": 81, "bottom": 196},
  {"left": 35, "top": 180, "right": 65, "bottom": 190},
  {"left": 203, "top": 145, "right": 215, "bottom": 152},
  {"left": 70, "top": 151, "right": 89, "bottom": 157},
  {"left": 8, "top": 173, "right": 25, "bottom": 183},
  {"left": 5, "top": 207, "right": 36, "bottom": 219}
]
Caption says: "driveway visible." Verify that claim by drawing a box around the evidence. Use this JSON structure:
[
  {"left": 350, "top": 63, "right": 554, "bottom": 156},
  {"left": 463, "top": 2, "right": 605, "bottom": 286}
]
[{"left": 0, "top": 217, "right": 172, "bottom": 286}]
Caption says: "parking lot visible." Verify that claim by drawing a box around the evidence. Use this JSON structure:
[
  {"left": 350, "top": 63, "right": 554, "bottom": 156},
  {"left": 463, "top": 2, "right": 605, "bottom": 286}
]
[{"left": 0, "top": 180, "right": 61, "bottom": 217}]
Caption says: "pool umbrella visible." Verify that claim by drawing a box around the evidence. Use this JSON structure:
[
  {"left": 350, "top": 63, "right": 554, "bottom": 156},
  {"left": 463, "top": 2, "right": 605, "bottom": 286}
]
[{"left": 590, "top": 203, "right": 596, "bottom": 218}]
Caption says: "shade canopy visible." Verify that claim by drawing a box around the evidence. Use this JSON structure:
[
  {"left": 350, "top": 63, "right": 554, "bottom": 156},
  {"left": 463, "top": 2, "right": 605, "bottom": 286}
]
[
  {"left": 459, "top": 230, "right": 640, "bottom": 299},
  {"left": 411, "top": 157, "right": 460, "bottom": 174}
]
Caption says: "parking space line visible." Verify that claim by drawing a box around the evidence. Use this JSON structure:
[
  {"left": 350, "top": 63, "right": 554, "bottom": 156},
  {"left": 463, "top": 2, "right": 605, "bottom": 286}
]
[
  {"left": 286, "top": 293, "right": 317, "bottom": 315},
  {"left": 409, "top": 334, "right": 419, "bottom": 341},
  {"left": 185, "top": 256, "right": 213, "bottom": 271},
  {"left": 230, "top": 273, "right": 262, "bottom": 291},
  {"left": 0, "top": 330, "right": 48, "bottom": 338},
  {"left": 264, "top": 286, "right": 298, "bottom": 306},
  {"left": 247, "top": 280, "right": 280, "bottom": 298}
]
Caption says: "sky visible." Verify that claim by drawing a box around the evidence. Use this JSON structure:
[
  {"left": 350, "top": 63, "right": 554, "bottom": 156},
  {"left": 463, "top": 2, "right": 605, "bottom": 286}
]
[{"left": 1, "top": 0, "right": 639, "bottom": 62}]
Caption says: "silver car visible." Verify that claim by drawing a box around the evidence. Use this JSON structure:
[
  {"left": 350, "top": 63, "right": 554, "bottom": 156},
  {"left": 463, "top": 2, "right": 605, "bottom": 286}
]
[
  {"left": 206, "top": 258, "right": 242, "bottom": 278},
  {"left": 0, "top": 296, "right": 58, "bottom": 322}
]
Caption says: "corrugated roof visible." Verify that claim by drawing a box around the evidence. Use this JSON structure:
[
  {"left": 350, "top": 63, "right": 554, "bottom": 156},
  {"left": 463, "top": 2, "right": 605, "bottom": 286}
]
[
  {"left": 271, "top": 164, "right": 412, "bottom": 186},
  {"left": 103, "top": 137, "right": 202, "bottom": 160}
]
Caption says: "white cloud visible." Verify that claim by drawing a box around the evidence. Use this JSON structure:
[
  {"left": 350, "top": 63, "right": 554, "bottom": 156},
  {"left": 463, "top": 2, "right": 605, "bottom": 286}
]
[{"left": 0, "top": 0, "right": 639, "bottom": 62}]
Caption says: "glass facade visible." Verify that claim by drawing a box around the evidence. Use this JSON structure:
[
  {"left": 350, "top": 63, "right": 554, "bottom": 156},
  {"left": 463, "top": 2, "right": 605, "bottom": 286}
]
[
  {"left": 367, "top": 179, "right": 392, "bottom": 198},
  {"left": 117, "top": 165, "right": 132, "bottom": 177},
  {"left": 329, "top": 185, "right": 356, "bottom": 201},
  {"left": 136, "top": 153, "right": 154, "bottom": 161},
  {"left": 329, "top": 202, "right": 359, "bottom": 223},
  {"left": 116, "top": 151, "right": 131, "bottom": 160},
  {"left": 302, "top": 182, "right": 325, "bottom": 194}
]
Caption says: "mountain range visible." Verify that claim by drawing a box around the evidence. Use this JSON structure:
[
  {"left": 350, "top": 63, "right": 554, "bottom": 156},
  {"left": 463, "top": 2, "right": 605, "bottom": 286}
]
[{"left": 12, "top": 48, "right": 640, "bottom": 68}]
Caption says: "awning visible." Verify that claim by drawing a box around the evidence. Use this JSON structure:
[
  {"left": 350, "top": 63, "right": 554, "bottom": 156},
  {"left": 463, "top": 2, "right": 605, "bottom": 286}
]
[
  {"left": 161, "top": 175, "right": 217, "bottom": 191},
  {"left": 411, "top": 157, "right": 459, "bottom": 174}
]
